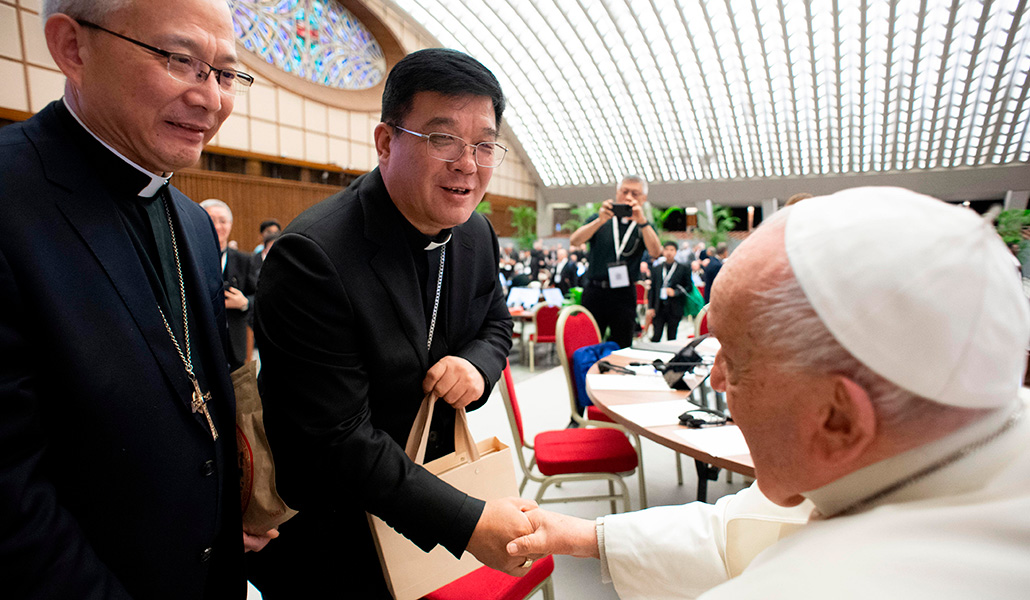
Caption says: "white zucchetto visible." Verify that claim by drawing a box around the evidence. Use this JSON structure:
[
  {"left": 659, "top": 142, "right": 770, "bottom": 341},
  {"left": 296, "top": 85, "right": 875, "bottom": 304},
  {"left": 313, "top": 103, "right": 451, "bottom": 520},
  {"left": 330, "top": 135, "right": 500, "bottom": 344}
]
[{"left": 784, "top": 186, "right": 1029, "bottom": 408}]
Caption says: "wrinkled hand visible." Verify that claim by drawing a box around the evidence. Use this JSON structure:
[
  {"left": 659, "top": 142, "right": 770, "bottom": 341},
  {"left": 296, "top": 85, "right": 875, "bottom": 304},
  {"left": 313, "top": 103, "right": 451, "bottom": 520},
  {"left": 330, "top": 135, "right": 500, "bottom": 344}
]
[
  {"left": 467, "top": 497, "right": 539, "bottom": 575},
  {"left": 224, "top": 286, "right": 249, "bottom": 310},
  {"left": 423, "top": 356, "right": 485, "bottom": 409},
  {"left": 243, "top": 528, "right": 279, "bottom": 552},
  {"left": 598, "top": 199, "right": 615, "bottom": 223},
  {"left": 506, "top": 508, "right": 600, "bottom": 560}
]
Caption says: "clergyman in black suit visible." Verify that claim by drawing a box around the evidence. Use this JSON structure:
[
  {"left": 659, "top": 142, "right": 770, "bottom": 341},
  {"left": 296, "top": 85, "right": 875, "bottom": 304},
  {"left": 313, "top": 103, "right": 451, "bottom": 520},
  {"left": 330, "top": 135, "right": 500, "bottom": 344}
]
[
  {"left": 648, "top": 242, "right": 694, "bottom": 342},
  {"left": 202, "top": 199, "right": 259, "bottom": 372},
  {"left": 553, "top": 247, "right": 579, "bottom": 297},
  {"left": 0, "top": 0, "right": 262, "bottom": 597},
  {"left": 248, "top": 49, "right": 536, "bottom": 598}
]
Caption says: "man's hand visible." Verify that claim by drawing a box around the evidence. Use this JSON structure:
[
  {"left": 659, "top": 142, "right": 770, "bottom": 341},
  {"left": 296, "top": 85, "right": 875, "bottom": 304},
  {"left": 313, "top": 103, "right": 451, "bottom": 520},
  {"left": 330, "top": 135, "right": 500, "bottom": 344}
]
[
  {"left": 423, "top": 356, "right": 485, "bottom": 409},
  {"left": 598, "top": 199, "right": 616, "bottom": 223},
  {"left": 506, "top": 508, "right": 600, "bottom": 560},
  {"left": 646, "top": 308, "right": 656, "bottom": 319},
  {"left": 224, "top": 286, "right": 249, "bottom": 310},
  {"left": 467, "top": 497, "right": 538, "bottom": 575},
  {"left": 665, "top": 287, "right": 676, "bottom": 297},
  {"left": 631, "top": 200, "right": 648, "bottom": 225},
  {"left": 243, "top": 528, "right": 279, "bottom": 552}
]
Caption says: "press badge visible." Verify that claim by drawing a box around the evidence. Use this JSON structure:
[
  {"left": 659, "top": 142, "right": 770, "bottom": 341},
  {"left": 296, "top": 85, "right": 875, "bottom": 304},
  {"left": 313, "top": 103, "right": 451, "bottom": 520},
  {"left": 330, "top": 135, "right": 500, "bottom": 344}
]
[{"left": 607, "top": 262, "right": 630, "bottom": 288}]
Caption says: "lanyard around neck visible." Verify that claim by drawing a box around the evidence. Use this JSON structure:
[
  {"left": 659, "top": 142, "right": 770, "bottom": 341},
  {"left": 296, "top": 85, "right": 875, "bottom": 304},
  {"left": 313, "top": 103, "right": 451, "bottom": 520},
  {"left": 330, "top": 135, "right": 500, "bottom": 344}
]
[
  {"left": 612, "top": 217, "right": 638, "bottom": 261},
  {"left": 662, "top": 262, "right": 677, "bottom": 287}
]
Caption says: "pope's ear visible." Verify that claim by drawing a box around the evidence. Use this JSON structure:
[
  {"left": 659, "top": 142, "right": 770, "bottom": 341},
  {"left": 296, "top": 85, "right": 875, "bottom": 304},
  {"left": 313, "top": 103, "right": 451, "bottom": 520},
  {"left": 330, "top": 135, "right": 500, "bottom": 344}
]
[
  {"left": 45, "top": 15, "right": 88, "bottom": 87},
  {"left": 815, "top": 376, "right": 877, "bottom": 464}
]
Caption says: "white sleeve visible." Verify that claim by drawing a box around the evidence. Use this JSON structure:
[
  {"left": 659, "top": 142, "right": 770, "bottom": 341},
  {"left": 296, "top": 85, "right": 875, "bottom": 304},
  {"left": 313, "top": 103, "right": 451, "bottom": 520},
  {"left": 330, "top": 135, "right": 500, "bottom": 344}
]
[{"left": 598, "top": 483, "right": 812, "bottom": 600}]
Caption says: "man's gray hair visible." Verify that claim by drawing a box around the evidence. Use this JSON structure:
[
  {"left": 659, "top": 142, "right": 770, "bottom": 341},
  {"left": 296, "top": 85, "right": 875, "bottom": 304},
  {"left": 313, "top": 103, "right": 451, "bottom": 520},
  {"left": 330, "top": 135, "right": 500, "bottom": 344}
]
[
  {"left": 746, "top": 209, "right": 976, "bottom": 432},
  {"left": 42, "top": 0, "right": 131, "bottom": 21},
  {"left": 200, "top": 198, "right": 233, "bottom": 221},
  {"left": 620, "top": 174, "right": 648, "bottom": 196}
]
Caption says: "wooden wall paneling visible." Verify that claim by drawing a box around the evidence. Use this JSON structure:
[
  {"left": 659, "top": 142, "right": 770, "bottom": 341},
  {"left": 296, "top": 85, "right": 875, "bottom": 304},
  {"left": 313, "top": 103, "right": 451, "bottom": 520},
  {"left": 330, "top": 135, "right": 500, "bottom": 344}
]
[{"left": 173, "top": 169, "right": 342, "bottom": 252}]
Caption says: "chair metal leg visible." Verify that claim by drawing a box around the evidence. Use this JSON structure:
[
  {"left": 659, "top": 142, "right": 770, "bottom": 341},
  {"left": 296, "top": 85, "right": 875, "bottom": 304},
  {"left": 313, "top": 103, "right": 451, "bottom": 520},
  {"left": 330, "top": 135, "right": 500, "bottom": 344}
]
[
  {"left": 528, "top": 340, "right": 535, "bottom": 371},
  {"left": 675, "top": 452, "right": 683, "bottom": 485},
  {"left": 609, "top": 480, "right": 617, "bottom": 514}
]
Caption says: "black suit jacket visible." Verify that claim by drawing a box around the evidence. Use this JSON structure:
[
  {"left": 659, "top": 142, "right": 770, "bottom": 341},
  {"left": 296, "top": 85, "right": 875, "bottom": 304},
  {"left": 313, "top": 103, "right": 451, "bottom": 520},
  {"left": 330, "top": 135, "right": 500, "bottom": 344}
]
[
  {"left": 649, "top": 259, "right": 693, "bottom": 314},
  {"left": 0, "top": 102, "right": 242, "bottom": 599},
  {"left": 222, "top": 248, "right": 258, "bottom": 371},
  {"left": 553, "top": 259, "right": 578, "bottom": 296},
  {"left": 703, "top": 256, "right": 724, "bottom": 303},
  {"left": 250, "top": 169, "right": 512, "bottom": 597}
]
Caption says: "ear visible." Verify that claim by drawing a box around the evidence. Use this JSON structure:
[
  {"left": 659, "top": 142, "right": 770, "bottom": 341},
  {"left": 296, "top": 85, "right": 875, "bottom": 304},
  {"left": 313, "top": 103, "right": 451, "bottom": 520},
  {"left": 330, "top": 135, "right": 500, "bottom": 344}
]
[
  {"left": 373, "top": 122, "right": 393, "bottom": 168},
  {"left": 813, "top": 376, "right": 877, "bottom": 466},
  {"left": 44, "top": 15, "right": 88, "bottom": 88}
]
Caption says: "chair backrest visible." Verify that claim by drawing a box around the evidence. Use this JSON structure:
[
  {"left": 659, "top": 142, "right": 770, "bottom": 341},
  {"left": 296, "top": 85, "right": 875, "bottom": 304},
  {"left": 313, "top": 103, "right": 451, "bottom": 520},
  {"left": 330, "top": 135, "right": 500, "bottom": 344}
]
[
  {"left": 696, "top": 303, "right": 709, "bottom": 336},
  {"left": 556, "top": 305, "right": 602, "bottom": 417},
  {"left": 532, "top": 303, "right": 561, "bottom": 338},
  {"left": 497, "top": 361, "right": 526, "bottom": 447},
  {"left": 635, "top": 281, "right": 647, "bottom": 304}
]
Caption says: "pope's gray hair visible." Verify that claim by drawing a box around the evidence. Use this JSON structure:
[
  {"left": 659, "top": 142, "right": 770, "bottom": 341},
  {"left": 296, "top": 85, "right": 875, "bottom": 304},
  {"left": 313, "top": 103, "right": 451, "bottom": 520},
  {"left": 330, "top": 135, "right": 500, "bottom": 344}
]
[
  {"left": 42, "top": 0, "right": 131, "bottom": 21},
  {"left": 745, "top": 209, "right": 972, "bottom": 432}
]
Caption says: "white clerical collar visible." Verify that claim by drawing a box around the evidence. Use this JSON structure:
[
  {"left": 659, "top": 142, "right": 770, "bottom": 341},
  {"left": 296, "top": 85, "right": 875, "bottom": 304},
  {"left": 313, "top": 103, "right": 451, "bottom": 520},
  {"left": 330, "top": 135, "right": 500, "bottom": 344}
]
[
  {"left": 424, "top": 233, "right": 452, "bottom": 251},
  {"left": 804, "top": 392, "right": 1028, "bottom": 518},
  {"left": 63, "top": 96, "right": 172, "bottom": 197}
]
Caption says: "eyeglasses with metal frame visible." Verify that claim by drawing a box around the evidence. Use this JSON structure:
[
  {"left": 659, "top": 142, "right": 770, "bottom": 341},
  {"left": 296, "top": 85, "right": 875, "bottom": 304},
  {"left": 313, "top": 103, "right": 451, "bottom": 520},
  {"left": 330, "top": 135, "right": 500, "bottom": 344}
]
[
  {"left": 77, "top": 20, "right": 254, "bottom": 96},
  {"left": 390, "top": 125, "right": 508, "bottom": 168}
]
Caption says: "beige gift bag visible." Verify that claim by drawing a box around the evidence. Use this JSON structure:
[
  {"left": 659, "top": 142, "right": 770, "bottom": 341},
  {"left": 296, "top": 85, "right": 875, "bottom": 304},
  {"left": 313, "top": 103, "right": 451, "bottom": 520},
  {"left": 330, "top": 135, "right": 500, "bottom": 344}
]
[
  {"left": 233, "top": 360, "right": 298, "bottom": 534},
  {"left": 368, "top": 394, "right": 519, "bottom": 600}
]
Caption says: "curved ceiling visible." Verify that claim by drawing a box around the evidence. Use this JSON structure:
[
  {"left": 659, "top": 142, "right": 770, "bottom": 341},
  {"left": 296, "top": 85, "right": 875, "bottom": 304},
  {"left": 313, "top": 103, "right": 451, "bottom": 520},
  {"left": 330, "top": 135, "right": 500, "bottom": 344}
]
[{"left": 388, "top": 0, "right": 1030, "bottom": 193}]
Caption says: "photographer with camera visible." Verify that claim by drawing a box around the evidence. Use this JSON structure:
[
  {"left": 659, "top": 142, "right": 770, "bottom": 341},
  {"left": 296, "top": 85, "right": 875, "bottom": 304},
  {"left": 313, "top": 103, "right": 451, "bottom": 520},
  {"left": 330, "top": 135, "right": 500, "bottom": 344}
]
[{"left": 570, "top": 175, "right": 662, "bottom": 347}]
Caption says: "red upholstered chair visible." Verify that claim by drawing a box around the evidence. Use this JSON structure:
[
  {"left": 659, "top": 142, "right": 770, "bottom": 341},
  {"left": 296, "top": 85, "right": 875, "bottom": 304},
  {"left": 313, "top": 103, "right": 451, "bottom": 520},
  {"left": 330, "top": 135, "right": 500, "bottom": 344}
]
[
  {"left": 554, "top": 306, "right": 646, "bottom": 508},
  {"left": 422, "top": 555, "right": 555, "bottom": 600},
  {"left": 498, "top": 362, "right": 636, "bottom": 513},
  {"left": 527, "top": 303, "right": 560, "bottom": 372}
]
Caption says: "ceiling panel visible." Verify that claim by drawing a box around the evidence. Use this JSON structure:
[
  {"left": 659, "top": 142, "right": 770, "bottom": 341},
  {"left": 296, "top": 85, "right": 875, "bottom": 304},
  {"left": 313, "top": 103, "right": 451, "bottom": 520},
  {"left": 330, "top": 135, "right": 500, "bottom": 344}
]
[{"left": 387, "top": 0, "right": 1030, "bottom": 189}]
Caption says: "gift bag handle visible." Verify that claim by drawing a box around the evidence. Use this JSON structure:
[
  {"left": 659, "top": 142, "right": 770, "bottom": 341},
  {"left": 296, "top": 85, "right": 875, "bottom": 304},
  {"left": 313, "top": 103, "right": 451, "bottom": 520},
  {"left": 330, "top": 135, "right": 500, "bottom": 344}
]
[{"left": 403, "top": 393, "right": 481, "bottom": 465}]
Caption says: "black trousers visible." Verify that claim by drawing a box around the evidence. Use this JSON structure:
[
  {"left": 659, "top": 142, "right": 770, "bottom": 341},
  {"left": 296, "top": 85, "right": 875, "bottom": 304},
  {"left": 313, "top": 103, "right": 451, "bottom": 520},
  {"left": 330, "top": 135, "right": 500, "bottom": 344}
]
[
  {"left": 651, "top": 301, "right": 683, "bottom": 342},
  {"left": 581, "top": 283, "right": 637, "bottom": 348}
]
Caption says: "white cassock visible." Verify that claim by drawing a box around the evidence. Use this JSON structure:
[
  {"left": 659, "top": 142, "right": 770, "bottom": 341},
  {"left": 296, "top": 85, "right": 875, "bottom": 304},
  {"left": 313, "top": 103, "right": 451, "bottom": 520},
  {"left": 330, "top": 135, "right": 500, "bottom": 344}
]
[{"left": 599, "top": 391, "right": 1030, "bottom": 599}]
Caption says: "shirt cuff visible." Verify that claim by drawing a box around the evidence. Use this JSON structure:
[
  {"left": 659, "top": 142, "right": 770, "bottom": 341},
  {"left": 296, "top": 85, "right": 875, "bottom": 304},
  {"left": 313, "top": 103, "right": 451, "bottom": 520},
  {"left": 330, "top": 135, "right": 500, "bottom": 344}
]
[{"left": 596, "top": 516, "right": 612, "bottom": 584}]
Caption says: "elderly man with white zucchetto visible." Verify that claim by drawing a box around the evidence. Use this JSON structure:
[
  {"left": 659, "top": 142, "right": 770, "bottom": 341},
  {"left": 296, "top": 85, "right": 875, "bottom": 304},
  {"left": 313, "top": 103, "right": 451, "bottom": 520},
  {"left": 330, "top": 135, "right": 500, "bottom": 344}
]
[{"left": 506, "top": 186, "right": 1030, "bottom": 599}]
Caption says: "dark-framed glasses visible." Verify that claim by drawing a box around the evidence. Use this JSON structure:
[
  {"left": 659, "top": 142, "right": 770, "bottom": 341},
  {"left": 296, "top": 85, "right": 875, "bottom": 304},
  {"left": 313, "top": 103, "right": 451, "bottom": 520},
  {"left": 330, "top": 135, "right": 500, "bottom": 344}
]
[
  {"left": 391, "top": 125, "right": 508, "bottom": 168},
  {"left": 77, "top": 20, "right": 254, "bottom": 96}
]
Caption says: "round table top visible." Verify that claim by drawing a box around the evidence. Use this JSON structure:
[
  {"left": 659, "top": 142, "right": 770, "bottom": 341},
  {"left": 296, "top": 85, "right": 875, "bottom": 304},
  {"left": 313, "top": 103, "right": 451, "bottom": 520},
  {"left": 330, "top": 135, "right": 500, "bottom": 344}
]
[{"left": 585, "top": 353, "right": 755, "bottom": 477}]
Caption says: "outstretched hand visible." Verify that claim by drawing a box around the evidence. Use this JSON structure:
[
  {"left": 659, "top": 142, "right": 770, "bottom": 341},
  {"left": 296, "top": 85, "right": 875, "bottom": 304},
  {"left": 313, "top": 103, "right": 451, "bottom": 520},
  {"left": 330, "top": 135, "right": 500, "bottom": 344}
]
[
  {"left": 506, "top": 508, "right": 600, "bottom": 560},
  {"left": 467, "top": 497, "right": 539, "bottom": 575}
]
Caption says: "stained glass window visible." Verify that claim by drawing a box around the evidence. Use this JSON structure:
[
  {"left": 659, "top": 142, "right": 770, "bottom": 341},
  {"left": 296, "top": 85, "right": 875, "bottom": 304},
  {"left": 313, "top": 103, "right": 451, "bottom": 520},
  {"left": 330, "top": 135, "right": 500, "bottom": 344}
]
[{"left": 233, "top": 0, "right": 387, "bottom": 90}]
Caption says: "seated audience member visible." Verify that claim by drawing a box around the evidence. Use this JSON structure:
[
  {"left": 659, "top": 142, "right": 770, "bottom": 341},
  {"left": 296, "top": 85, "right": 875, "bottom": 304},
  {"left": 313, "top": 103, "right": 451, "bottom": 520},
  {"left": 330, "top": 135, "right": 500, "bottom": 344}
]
[
  {"left": 511, "top": 262, "right": 532, "bottom": 288},
  {"left": 507, "top": 187, "right": 1030, "bottom": 600}
]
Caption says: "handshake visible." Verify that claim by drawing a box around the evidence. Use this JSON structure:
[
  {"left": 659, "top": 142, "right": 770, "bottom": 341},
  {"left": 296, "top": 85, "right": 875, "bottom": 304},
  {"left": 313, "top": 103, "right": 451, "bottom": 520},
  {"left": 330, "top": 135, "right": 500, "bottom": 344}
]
[{"left": 467, "top": 497, "right": 600, "bottom": 576}]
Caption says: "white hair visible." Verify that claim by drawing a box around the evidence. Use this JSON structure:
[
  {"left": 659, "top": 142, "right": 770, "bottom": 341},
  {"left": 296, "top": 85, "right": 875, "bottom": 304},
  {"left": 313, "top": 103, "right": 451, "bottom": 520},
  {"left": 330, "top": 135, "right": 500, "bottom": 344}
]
[
  {"left": 620, "top": 174, "right": 648, "bottom": 196},
  {"left": 42, "top": 0, "right": 131, "bottom": 21},
  {"left": 745, "top": 209, "right": 981, "bottom": 432},
  {"left": 200, "top": 198, "right": 233, "bottom": 222}
]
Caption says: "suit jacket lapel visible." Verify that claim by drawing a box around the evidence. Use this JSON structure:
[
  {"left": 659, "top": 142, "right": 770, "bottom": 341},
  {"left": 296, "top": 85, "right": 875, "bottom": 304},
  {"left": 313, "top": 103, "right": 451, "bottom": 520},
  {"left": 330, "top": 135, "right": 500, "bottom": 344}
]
[
  {"left": 360, "top": 171, "right": 429, "bottom": 372},
  {"left": 31, "top": 105, "right": 197, "bottom": 412},
  {"left": 445, "top": 224, "right": 476, "bottom": 348}
]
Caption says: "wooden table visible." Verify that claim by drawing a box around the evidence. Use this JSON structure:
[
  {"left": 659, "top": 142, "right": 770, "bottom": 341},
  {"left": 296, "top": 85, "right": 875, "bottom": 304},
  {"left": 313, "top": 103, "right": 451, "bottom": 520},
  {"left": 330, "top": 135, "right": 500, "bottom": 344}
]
[{"left": 586, "top": 353, "right": 753, "bottom": 501}]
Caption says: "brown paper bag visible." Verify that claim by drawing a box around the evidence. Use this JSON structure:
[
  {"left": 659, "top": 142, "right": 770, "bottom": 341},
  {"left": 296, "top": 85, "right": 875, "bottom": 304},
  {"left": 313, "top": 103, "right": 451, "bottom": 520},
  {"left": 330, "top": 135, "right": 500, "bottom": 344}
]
[
  {"left": 233, "top": 360, "right": 298, "bottom": 534},
  {"left": 368, "top": 394, "right": 519, "bottom": 600}
]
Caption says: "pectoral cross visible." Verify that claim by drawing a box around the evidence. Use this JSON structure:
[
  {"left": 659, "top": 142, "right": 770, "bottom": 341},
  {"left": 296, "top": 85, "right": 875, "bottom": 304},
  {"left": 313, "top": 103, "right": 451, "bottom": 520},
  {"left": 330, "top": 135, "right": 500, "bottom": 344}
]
[{"left": 190, "top": 376, "right": 219, "bottom": 441}]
